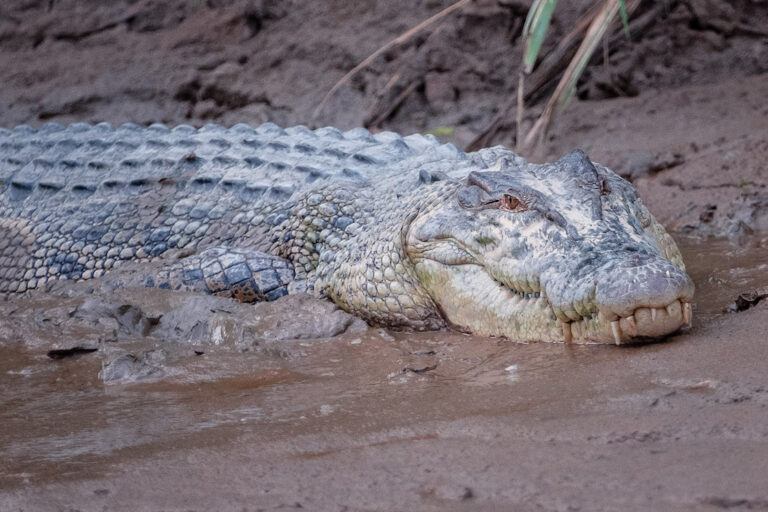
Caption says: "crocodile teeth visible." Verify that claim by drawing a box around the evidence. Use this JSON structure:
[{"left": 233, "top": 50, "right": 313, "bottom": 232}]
[
  {"left": 625, "top": 315, "right": 637, "bottom": 336},
  {"left": 651, "top": 308, "right": 658, "bottom": 321},
  {"left": 667, "top": 302, "right": 678, "bottom": 317},
  {"left": 561, "top": 321, "right": 573, "bottom": 343},
  {"left": 611, "top": 320, "right": 622, "bottom": 345},
  {"left": 682, "top": 302, "right": 692, "bottom": 325}
]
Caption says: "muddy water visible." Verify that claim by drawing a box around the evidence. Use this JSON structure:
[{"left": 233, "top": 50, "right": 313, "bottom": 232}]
[
  {"left": 677, "top": 236, "right": 768, "bottom": 318},
  {"left": 1, "top": 236, "right": 768, "bottom": 510},
  {"left": 0, "top": 328, "right": 551, "bottom": 486}
]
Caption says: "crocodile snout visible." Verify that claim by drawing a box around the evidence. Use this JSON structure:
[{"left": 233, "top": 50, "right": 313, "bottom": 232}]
[
  {"left": 593, "top": 258, "right": 694, "bottom": 344},
  {"left": 595, "top": 257, "right": 694, "bottom": 319},
  {"left": 549, "top": 254, "right": 694, "bottom": 344}
]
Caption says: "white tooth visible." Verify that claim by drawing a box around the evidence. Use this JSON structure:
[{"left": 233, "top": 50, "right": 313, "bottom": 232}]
[
  {"left": 561, "top": 321, "right": 573, "bottom": 343},
  {"left": 611, "top": 320, "right": 622, "bottom": 345},
  {"left": 682, "top": 302, "right": 692, "bottom": 325},
  {"left": 625, "top": 315, "right": 637, "bottom": 336},
  {"left": 651, "top": 308, "right": 657, "bottom": 322},
  {"left": 667, "top": 302, "right": 678, "bottom": 317}
]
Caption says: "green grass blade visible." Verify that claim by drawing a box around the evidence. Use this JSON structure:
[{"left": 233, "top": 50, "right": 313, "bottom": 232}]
[
  {"left": 618, "top": 0, "right": 630, "bottom": 38},
  {"left": 523, "top": 0, "right": 559, "bottom": 73},
  {"left": 522, "top": 0, "right": 625, "bottom": 149},
  {"left": 522, "top": 0, "right": 544, "bottom": 34}
]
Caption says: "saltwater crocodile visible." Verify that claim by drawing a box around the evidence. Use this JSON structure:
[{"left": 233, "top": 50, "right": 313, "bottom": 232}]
[{"left": 0, "top": 122, "right": 694, "bottom": 344}]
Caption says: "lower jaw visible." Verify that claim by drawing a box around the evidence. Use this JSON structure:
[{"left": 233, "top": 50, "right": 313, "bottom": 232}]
[
  {"left": 559, "top": 299, "right": 692, "bottom": 345},
  {"left": 439, "top": 295, "right": 690, "bottom": 345},
  {"left": 413, "top": 261, "right": 691, "bottom": 344}
]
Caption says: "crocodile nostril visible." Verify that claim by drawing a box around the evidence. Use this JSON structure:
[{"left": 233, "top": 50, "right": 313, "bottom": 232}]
[{"left": 595, "top": 262, "right": 695, "bottom": 318}]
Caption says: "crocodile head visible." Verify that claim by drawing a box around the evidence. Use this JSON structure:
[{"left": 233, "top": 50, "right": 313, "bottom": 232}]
[{"left": 405, "top": 150, "right": 694, "bottom": 344}]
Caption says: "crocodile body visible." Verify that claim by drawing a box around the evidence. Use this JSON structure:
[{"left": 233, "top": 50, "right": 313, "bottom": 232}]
[{"left": 0, "top": 122, "right": 694, "bottom": 344}]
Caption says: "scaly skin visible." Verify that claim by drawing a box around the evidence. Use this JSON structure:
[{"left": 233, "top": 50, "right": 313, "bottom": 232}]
[{"left": 0, "top": 122, "right": 694, "bottom": 344}]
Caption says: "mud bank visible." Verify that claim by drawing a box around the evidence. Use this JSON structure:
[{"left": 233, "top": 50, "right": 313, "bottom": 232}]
[{"left": 1, "top": 238, "right": 768, "bottom": 511}]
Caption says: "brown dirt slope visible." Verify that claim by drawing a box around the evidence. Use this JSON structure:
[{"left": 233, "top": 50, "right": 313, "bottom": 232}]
[{"left": 1, "top": 0, "right": 766, "bottom": 236}]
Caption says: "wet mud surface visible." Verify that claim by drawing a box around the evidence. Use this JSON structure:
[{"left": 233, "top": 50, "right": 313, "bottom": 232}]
[
  {"left": 1, "top": 0, "right": 768, "bottom": 509},
  {"left": 2, "top": 238, "right": 768, "bottom": 511}
]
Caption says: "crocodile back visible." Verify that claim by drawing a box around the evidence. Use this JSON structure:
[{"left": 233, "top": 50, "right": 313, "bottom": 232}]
[{"left": 0, "top": 122, "right": 471, "bottom": 213}]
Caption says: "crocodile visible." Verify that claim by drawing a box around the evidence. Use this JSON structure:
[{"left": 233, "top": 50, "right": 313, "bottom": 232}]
[{"left": 0, "top": 121, "right": 694, "bottom": 344}]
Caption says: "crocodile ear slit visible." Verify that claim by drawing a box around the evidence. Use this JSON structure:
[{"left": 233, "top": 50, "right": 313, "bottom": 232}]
[
  {"left": 600, "top": 178, "right": 611, "bottom": 196},
  {"left": 457, "top": 185, "right": 495, "bottom": 209}
]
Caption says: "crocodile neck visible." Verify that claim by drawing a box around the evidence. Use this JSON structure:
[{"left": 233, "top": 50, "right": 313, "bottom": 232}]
[{"left": 270, "top": 183, "right": 450, "bottom": 330}]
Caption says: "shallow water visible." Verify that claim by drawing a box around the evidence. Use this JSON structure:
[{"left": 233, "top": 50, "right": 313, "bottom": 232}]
[
  {"left": 677, "top": 235, "right": 768, "bottom": 318},
  {"left": 1, "top": 235, "right": 767, "bottom": 506}
]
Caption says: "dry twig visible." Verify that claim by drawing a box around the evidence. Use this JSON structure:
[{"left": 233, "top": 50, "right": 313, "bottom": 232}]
[
  {"left": 522, "top": 0, "right": 624, "bottom": 150},
  {"left": 311, "top": 0, "right": 472, "bottom": 121},
  {"left": 470, "top": 0, "right": 651, "bottom": 152},
  {"left": 367, "top": 79, "right": 423, "bottom": 128}
]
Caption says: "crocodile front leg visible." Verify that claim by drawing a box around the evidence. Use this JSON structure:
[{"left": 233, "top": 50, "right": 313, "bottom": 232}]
[{"left": 105, "top": 247, "right": 296, "bottom": 303}]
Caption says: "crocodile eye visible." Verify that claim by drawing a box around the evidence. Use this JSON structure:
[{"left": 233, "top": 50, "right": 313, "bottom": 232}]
[{"left": 500, "top": 193, "right": 528, "bottom": 213}]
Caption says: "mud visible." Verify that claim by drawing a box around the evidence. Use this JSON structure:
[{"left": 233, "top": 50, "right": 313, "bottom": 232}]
[
  {"left": 0, "top": 284, "right": 368, "bottom": 381},
  {"left": 1, "top": 238, "right": 768, "bottom": 510},
  {"left": 2, "top": 0, "right": 768, "bottom": 509}
]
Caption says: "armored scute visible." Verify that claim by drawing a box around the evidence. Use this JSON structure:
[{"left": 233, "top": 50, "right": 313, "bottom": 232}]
[{"left": 0, "top": 122, "right": 694, "bottom": 344}]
